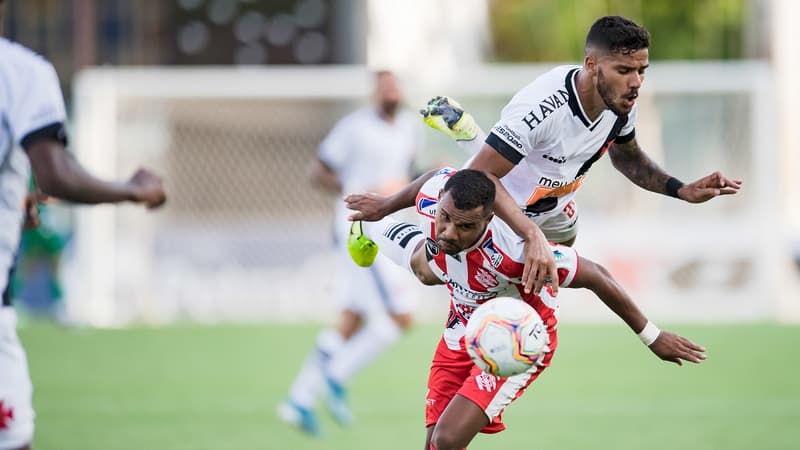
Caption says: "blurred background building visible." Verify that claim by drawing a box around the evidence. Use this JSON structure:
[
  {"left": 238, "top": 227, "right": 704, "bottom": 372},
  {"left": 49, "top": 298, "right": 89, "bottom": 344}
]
[{"left": 3, "top": 0, "right": 797, "bottom": 326}]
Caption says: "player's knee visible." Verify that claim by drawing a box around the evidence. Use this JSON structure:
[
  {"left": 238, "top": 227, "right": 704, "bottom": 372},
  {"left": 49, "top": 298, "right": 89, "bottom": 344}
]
[
  {"left": 390, "top": 312, "right": 413, "bottom": 331},
  {"left": 430, "top": 425, "right": 465, "bottom": 450}
]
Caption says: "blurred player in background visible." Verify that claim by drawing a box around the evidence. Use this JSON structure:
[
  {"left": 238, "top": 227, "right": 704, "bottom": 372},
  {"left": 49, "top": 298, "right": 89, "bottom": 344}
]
[
  {"left": 0, "top": 1, "right": 166, "bottom": 447},
  {"left": 418, "top": 15, "right": 741, "bottom": 297},
  {"left": 346, "top": 168, "right": 705, "bottom": 450},
  {"left": 279, "top": 70, "right": 423, "bottom": 435}
]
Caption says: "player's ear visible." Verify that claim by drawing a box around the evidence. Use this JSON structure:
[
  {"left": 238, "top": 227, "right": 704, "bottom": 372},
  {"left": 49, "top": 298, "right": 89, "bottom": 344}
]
[{"left": 584, "top": 54, "right": 597, "bottom": 75}]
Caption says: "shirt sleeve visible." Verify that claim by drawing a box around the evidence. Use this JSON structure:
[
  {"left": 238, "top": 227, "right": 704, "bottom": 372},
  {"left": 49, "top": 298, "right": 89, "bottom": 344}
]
[
  {"left": 7, "top": 57, "right": 67, "bottom": 148},
  {"left": 318, "top": 115, "right": 353, "bottom": 172},
  {"left": 415, "top": 167, "right": 455, "bottom": 232},
  {"left": 616, "top": 103, "right": 638, "bottom": 143},
  {"left": 552, "top": 244, "right": 580, "bottom": 287},
  {"left": 486, "top": 97, "right": 552, "bottom": 165}
]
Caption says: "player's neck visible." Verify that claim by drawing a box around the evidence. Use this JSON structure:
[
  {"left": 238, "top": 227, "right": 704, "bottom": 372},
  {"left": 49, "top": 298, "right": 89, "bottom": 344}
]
[{"left": 575, "top": 69, "right": 605, "bottom": 122}]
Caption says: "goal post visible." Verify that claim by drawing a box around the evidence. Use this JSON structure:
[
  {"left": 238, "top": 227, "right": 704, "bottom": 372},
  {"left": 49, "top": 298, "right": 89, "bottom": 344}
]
[{"left": 66, "top": 62, "right": 798, "bottom": 327}]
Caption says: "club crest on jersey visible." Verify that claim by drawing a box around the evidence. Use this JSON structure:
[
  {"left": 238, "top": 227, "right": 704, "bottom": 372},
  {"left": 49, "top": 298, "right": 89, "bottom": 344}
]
[
  {"left": 482, "top": 239, "right": 503, "bottom": 267},
  {"left": 553, "top": 249, "right": 564, "bottom": 260},
  {"left": 474, "top": 267, "right": 499, "bottom": 289},
  {"left": 417, "top": 195, "right": 437, "bottom": 218},
  {"left": 435, "top": 167, "right": 455, "bottom": 176}
]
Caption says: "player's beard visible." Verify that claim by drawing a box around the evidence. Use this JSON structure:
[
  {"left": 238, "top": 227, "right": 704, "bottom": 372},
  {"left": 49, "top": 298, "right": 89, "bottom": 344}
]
[
  {"left": 597, "top": 68, "right": 627, "bottom": 116},
  {"left": 380, "top": 100, "right": 399, "bottom": 118}
]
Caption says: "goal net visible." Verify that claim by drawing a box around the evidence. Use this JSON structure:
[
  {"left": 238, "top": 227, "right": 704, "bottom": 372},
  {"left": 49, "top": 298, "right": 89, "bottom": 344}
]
[{"left": 66, "top": 63, "right": 798, "bottom": 326}]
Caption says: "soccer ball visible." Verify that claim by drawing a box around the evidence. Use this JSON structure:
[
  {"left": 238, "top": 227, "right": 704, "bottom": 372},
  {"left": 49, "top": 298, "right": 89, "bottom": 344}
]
[{"left": 464, "top": 297, "right": 548, "bottom": 377}]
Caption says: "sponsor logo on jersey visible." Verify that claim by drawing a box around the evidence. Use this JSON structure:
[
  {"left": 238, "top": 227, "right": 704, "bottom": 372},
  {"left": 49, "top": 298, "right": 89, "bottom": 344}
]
[
  {"left": 475, "top": 372, "right": 498, "bottom": 392},
  {"left": 435, "top": 167, "right": 454, "bottom": 176},
  {"left": 448, "top": 279, "right": 497, "bottom": 302},
  {"left": 482, "top": 239, "right": 503, "bottom": 267},
  {"left": 474, "top": 267, "right": 499, "bottom": 289},
  {"left": 425, "top": 238, "right": 440, "bottom": 256},
  {"left": 521, "top": 88, "right": 569, "bottom": 131},
  {"left": 417, "top": 195, "right": 438, "bottom": 218},
  {"left": 538, "top": 175, "right": 579, "bottom": 189},
  {"left": 494, "top": 125, "right": 524, "bottom": 150},
  {"left": 553, "top": 249, "right": 564, "bottom": 260}
]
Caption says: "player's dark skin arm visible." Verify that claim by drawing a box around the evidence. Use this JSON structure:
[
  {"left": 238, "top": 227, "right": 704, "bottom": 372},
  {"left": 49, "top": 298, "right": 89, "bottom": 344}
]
[
  {"left": 570, "top": 257, "right": 707, "bottom": 365},
  {"left": 467, "top": 145, "right": 559, "bottom": 296},
  {"left": 609, "top": 137, "right": 742, "bottom": 202},
  {"left": 344, "top": 168, "right": 438, "bottom": 221},
  {"left": 26, "top": 138, "right": 165, "bottom": 207}
]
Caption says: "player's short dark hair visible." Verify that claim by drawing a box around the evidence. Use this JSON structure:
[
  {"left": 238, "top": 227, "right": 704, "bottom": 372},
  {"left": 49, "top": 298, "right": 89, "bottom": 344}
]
[
  {"left": 586, "top": 16, "right": 650, "bottom": 55},
  {"left": 442, "top": 169, "right": 495, "bottom": 214}
]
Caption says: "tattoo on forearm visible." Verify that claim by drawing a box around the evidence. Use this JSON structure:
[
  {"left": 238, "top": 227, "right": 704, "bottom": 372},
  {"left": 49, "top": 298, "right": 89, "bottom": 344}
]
[{"left": 608, "top": 139, "right": 671, "bottom": 194}]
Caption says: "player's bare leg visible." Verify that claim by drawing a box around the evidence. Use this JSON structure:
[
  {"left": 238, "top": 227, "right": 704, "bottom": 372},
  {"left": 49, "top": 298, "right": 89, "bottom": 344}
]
[
  {"left": 426, "top": 394, "right": 489, "bottom": 450},
  {"left": 336, "top": 309, "right": 364, "bottom": 340}
]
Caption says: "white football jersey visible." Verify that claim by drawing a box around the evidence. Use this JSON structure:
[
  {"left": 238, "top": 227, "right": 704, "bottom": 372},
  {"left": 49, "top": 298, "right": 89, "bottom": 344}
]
[
  {"left": 488, "top": 65, "right": 636, "bottom": 218},
  {"left": 0, "top": 38, "right": 67, "bottom": 297},
  {"left": 319, "top": 106, "right": 421, "bottom": 240},
  {"left": 415, "top": 168, "right": 580, "bottom": 350}
]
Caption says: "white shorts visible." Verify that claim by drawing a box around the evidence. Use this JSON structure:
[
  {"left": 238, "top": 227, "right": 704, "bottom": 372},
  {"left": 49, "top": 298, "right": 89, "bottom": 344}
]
[
  {"left": 528, "top": 199, "right": 579, "bottom": 244},
  {"left": 334, "top": 248, "right": 419, "bottom": 317},
  {"left": 0, "top": 307, "right": 34, "bottom": 450}
]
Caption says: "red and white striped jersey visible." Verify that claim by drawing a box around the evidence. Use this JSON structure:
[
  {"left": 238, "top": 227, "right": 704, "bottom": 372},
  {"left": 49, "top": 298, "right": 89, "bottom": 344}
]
[{"left": 415, "top": 168, "right": 581, "bottom": 350}]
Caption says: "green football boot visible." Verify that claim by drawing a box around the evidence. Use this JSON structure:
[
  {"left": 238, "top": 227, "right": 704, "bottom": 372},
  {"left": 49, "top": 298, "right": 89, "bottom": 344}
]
[
  {"left": 347, "top": 220, "right": 378, "bottom": 267},
  {"left": 420, "top": 96, "right": 478, "bottom": 141}
]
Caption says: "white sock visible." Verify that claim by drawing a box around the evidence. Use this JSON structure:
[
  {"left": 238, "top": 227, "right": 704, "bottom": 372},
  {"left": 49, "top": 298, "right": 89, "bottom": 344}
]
[
  {"left": 326, "top": 315, "right": 402, "bottom": 385},
  {"left": 361, "top": 218, "right": 425, "bottom": 273},
  {"left": 287, "top": 328, "right": 344, "bottom": 408}
]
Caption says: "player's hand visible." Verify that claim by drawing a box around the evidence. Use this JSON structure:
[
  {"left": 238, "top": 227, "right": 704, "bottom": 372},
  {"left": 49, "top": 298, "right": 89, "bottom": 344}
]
[
  {"left": 23, "top": 191, "right": 47, "bottom": 229},
  {"left": 128, "top": 168, "right": 166, "bottom": 209},
  {"left": 521, "top": 227, "right": 559, "bottom": 296},
  {"left": 678, "top": 171, "right": 741, "bottom": 203},
  {"left": 648, "top": 330, "right": 706, "bottom": 365},
  {"left": 343, "top": 193, "right": 390, "bottom": 221}
]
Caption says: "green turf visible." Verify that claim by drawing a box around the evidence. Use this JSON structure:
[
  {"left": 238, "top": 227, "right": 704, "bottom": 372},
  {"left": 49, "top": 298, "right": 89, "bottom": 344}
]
[{"left": 18, "top": 322, "right": 800, "bottom": 450}]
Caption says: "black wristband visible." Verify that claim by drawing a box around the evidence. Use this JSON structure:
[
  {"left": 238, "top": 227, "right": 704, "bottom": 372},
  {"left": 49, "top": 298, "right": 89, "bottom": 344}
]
[{"left": 666, "top": 177, "right": 684, "bottom": 199}]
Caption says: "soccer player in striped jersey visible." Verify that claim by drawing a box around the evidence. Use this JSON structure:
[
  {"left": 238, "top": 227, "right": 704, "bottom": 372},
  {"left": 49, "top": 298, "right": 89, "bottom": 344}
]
[
  {"left": 0, "top": 3, "right": 166, "bottom": 447},
  {"left": 346, "top": 168, "right": 705, "bottom": 450}
]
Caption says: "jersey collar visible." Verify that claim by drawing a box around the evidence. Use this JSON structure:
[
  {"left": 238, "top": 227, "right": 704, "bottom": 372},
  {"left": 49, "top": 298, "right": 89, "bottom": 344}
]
[{"left": 565, "top": 68, "right": 604, "bottom": 130}]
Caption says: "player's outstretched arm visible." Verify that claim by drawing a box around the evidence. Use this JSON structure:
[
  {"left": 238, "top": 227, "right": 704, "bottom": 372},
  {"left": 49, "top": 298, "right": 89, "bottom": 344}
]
[
  {"left": 344, "top": 168, "right": 438, "bottom": 221},
  {"left": 608, "top": 137, "right": 741, "bottom": 203},
  {"left": 467, "top": 145, "right": 557, "bottom": 296},
  {"left": 25, "top": 138, "right": 166, "bottom": 208},
  {"left": 570, "top": 257, "right": 707, "bottom": 365}
]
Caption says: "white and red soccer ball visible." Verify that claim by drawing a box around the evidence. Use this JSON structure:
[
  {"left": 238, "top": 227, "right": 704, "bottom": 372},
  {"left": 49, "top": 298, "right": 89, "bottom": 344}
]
[{"left": 464, "top": 297, "right": 548, "bottom": 377}]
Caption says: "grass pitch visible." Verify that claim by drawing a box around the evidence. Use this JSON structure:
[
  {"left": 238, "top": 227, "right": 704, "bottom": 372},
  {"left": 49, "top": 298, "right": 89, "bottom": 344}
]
[{"left": 19, "top": 322, "right": 800, "bottom": 450}]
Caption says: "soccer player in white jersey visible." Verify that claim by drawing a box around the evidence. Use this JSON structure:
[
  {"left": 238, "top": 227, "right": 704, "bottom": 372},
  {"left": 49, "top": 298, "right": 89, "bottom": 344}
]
[
  {"left": 279, "top": 71, "right": 423, "bottom": 435},
  {"left": 0, "top": 3, "right": 166, "bottom": 447},
  {"left": 345, "top": 168, "right": 706, "bottom": 450},
  {"left": 418, "top": 16, "right": 742, "bottom": 298}
]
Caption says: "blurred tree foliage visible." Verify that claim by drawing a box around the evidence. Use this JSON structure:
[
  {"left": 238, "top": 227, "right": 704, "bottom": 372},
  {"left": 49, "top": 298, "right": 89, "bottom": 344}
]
[{"left": 489, "top": 0, "right": 747, "bottom": 61}]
